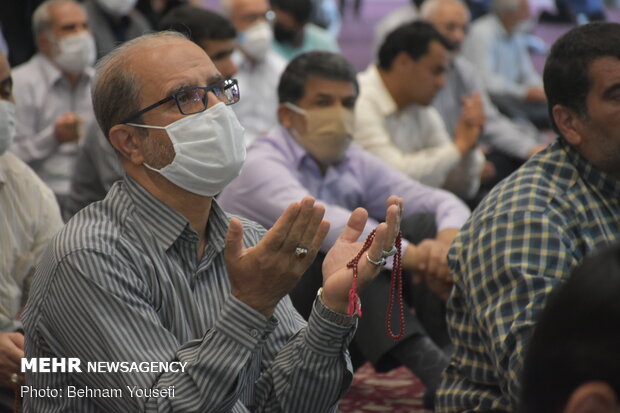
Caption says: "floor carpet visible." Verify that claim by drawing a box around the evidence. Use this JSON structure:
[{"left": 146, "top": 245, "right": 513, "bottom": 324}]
[{"left": 339, "top": 363, "right": 430, "bottom": 413}]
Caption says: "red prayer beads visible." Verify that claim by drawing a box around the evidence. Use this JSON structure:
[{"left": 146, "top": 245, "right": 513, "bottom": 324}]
[{"left": 346, "top": 230, "right": 405, "bottom": 340}]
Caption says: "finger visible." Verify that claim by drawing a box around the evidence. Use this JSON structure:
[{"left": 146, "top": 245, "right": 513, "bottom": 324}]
[
  {"left": 307, "top": 220, "right": 330, "bottom": 262},
  {"left": 384, "top": 203, "right": 401, "bottom": 249},
  {"left": 224, "top": 218, "right": 245, "bottom": 262},
  {"left": 295, "top": 204, "right": 326, "bottom": 258},
  {"left": 8, "top": 333, "right": 24, "bottom": 350},
  {"left": 337, "top": 207, "right": 368, "bottom": 243},
  {"left": 259, "top": 201, "right": 301, "bottom": 251},
  {"left": 280, "top": 197, "right": 317, "bottom": 252},
  {"left": 358, "top": 222, "right": 388, "bottom": 287}
]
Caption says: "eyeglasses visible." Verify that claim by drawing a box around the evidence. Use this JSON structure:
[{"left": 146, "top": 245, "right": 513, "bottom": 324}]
[
  {"left": 0, "top": 76, "right": 12, "bottom": 100},
  {"left": 121, "top": 78, "right": 240, "bottom": 124}
]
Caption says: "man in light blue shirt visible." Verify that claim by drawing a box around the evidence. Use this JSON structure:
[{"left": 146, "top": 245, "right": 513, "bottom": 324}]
[
  {"left": 461, "top": 0, "right": 549, "bottom": 129},
  {"left": 219, "top": 50, "right": 471, "bottom": 409},
  {"left": 271, "top": 0, "right": 339, "bottom": 61}
]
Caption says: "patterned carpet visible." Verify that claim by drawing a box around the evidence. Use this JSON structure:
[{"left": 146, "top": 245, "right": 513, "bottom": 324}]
[{"left": 339, "top": 363, "right": 431, "bottom": 413}]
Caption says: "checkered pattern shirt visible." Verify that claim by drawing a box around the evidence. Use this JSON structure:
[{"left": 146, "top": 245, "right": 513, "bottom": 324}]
[{"left": 437, "top": 138, "right": 620, "bottom": 412}]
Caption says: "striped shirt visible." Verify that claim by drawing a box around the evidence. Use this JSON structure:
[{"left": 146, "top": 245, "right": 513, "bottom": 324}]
[
  {"left": 437, "top": 138, "right": 620, "bottom": 412},
  {"left": 23, "top": 176, "right": 356, "bottom": 413}
]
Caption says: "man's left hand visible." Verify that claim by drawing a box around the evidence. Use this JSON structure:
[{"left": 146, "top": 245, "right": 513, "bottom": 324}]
[{"left": 320, "top": 197, "right": 403, "bottom": 314}]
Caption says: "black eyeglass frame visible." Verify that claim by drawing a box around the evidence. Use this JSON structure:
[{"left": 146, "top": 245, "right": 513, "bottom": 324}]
[{"left": 121, "top": 78, "right": 239, "bottom": 124}]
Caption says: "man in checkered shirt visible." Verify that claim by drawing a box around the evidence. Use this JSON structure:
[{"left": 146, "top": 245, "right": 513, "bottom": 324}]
[{"left": 437, "top": 22, "right": 620, "bottom": 412}]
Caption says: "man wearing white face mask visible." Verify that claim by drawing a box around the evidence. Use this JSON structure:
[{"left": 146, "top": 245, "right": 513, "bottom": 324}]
[
  {"left": 84, "top": 0, "right": 151, "bottom": 59},
  {"left": 219, "top": 51, "right": 472, "bottom": 409},
  {"left": 12, "top": 0, "right": 97, "bottom": 213},
  {"left": 221, "top": 0, "right": 286, "bottom": 144},
  {"left": 0, "top": 52, "right": 63, "bottom": 413},
  {"left": 23, "top": 32, "right": 401, "bottom": 412}
]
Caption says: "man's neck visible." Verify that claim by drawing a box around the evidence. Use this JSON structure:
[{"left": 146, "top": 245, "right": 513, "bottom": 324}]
[
  {"left": 378, "top": 67, "right": 411, "bottom": 111},
  {"left": 130, "top": 168, "right": 213, "bottom": 255},
  {"left": 65, "top": 72, "right": 81, "bottom": 89}
]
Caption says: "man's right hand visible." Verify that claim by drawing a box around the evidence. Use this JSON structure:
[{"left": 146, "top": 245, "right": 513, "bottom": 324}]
[
  {"left": 0, "top": 332, "right": 24, "bottom": 388},
  {"left": 54, "top": 112, "right": 82, "bottom": 143},
  {"left": 225, "top": 197, "right": 330, "bottom": 319},
  {"left": 454, "top": 95, "right": 482, "bottom": 156}
]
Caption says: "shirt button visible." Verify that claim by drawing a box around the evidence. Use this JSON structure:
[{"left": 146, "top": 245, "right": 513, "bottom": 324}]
[{"left": 250, "top": 329, "right": 259, "bottom": 338}]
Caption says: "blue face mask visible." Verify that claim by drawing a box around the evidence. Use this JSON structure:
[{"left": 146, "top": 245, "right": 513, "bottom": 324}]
[{"left": 0, "top": 100, "right": 16, "bottom": 156}]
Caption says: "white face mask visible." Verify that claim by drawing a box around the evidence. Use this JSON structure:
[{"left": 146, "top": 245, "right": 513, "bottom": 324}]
[
  {"left": 127, "top": 102, "right": 246, "bottom": 196},
  {"left": 0, "top": 100, "right": 16, "bottom": 156},
  {"left": 238, "top": 21, "right": 273, "bottom": 62},
  {"left": 95, "top": 0, "right": 138, "bottom": 17},
  {"left": 52, "top": 32, "right": 96, "bottom": 75}
]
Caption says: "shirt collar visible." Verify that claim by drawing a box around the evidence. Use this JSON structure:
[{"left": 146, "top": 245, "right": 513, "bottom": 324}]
[
  {"left": 124, "top": 175, "right": 191, "bottom": 250},
  {"left": 33, "top": 53, "right": 95, "bottom": 89},
  {"left": 560, "top": 138, "right": 620, "bottom": 197},
  {"left": 124, "top": 175, "right": 232, "bottom": 252},
  {"left": 363, "top": 65, "right": 399, "bottom": 117},
  {"left": 490, "top": 14, "right": 511, "bottom": 38}
]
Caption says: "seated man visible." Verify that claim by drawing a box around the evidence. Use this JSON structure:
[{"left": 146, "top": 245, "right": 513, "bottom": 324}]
[
  {"left": 0, "top": 52, "right": 63, "bottom": 413},
  {"left": 461, "top": 0, "right": 549, "bottom": 129},
  {"left": 422, "top": 0, "right": 547, "bottom": 195},
  {"left": 437, "top": 22, "right": 620, "bottom": 412},
  {"left": 220, "top": 0, "right": 286, "bottom": 143},
  {"left": 12, "top": 0, "right": 97, "bottom": 212},
  {"left": 356, "top": 21, "right": 485, "bottom": 201},
  {"left": 64, "top": 8, "right": 239, "bottom": 219},
  {"left": 218, "top": 50, "right": 471, "bottom": 408},
  {"left": 520, "top": 242, "right": 620, "bottom": 413},
  {"left": 271, "top": 0, "right": 339, "bottom": 61},
  {"left": 23, "top": 31, "right": 400, "bottom": 412}
]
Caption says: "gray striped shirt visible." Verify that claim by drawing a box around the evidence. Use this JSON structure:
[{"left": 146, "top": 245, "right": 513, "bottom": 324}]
[{"left": 23, "top": 176, "right": 356, "bottom": 413}]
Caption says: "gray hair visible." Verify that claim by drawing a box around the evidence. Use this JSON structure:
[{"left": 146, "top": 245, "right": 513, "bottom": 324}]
[
  {"left": 490, "top": 0, "right": 521, "bottom": 15},
  {"left": 32, "top": 0, "right": 84, "bottom": 39},
  {"left": 92, "top": 31, "right": 188, "bottom": 138},
  {"left": 420, "top": 0, "right": 470, "bottom": 21}
]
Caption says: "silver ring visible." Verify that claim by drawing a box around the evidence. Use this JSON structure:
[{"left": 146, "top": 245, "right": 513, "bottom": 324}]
[
  {"left": 381, "top": 246, "right": 397, "bottom": 257},
  {"left": 294, "top": 246, "right": 309, "bottom": 259},
  {"left": 10, "top": 373, "right": 18, "bottom": 384},
  {"left": 366, "top": 253, "right": 387, "bottom": 266}
]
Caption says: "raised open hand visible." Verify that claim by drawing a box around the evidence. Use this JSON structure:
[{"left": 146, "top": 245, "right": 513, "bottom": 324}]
[
  {"left": 225, "top": 197, "right": 330, "bottom": 318},
  {"left": 320, "top": 197, "right": 403, "bottom": 314}
]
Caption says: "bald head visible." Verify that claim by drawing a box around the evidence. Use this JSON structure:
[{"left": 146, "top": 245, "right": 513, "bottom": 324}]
[
  {"left": 92, "top": 31, "right": 192, "bottom": 137},
  {"left": 420, "top": 0, "right": 469, "bottom": 49}
]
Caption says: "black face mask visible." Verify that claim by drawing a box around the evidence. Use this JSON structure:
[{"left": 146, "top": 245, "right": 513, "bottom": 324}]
[{"left": 273, "top": 24, "right": 298, "bottom": 43}]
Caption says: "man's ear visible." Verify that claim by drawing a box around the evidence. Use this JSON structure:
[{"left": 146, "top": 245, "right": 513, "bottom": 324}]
[
  {"left": 109, "top": 124, "right": 146, "bottom": 165},
  {"left": 38, "top": 33, "right": 52, "bottom": 56},
  {"left": 552, "top": 104, "right": 584, "bottom": 146},
  {"left": 393, "top": 51, "right": 413, "bottom": 73},
  {"left": 564, "top": 382, "right": 618, "bottom": 413},
  {"left": 278, "top": 103, "right": 294, "bottom": 128}
]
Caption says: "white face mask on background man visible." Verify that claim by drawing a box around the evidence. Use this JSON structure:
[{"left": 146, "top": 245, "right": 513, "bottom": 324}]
[
  {"left": 0, "top": 100, "right": 16, "bottom": 156},
  {"left": 51, "top": 31, "right": 96, "bottom": 75},
  {"left": 285, "top": 102, "right": 355, "bottom": 166},
  {"left": 127, "top": 102, "right": 246, "bottom": 196},
  {"left": 238, "top": 21, "right": 273, "bottom": 62},
  {"left": 95, "top": 0, "right": 138, "bottom": 18}
]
